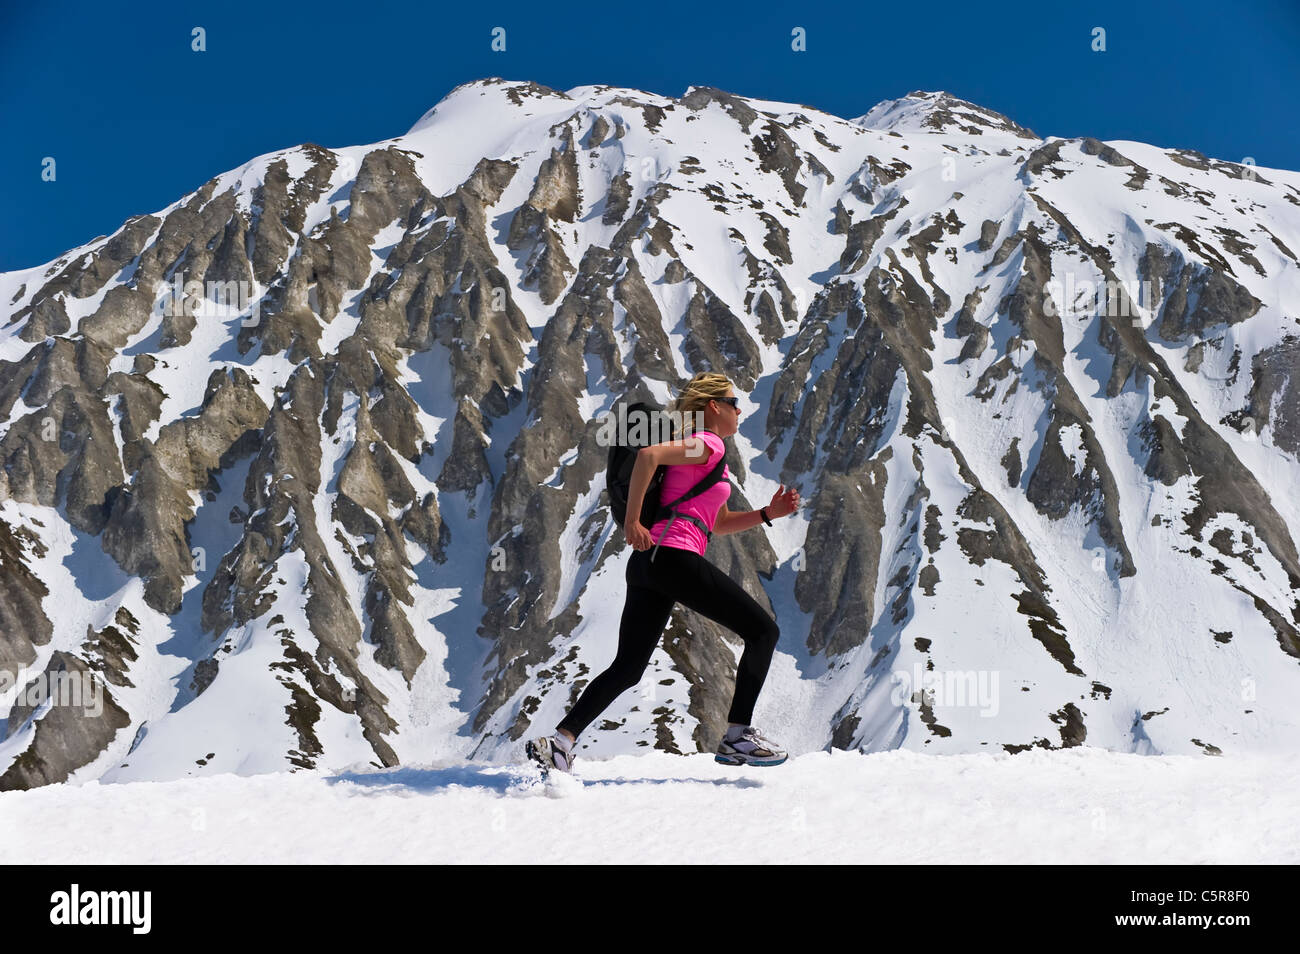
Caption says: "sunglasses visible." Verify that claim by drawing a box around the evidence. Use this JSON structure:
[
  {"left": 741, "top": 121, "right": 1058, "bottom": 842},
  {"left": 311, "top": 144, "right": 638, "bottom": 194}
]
[{"left": 714, "top": 396, "right": 741, "bottom": 411}]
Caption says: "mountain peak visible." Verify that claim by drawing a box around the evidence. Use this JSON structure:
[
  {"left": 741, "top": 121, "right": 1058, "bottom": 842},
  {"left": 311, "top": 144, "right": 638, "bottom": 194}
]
[
  {"left": 407, "top": 77, "right": 574, "bottom": 134},
  {"left": 855, "top": 89, "right": 1039, "bottom": 140}
]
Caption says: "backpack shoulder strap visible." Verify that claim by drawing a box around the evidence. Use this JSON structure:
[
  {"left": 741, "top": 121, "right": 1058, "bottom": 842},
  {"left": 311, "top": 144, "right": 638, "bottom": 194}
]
[{"left": 659, "top": 455, "right": 727, "bottom": 512}]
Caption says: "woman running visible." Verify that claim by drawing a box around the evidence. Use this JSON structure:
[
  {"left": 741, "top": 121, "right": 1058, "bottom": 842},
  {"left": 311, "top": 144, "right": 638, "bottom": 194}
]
[{"left": 527, "top": 371, "right": 801, "bottom": 773}]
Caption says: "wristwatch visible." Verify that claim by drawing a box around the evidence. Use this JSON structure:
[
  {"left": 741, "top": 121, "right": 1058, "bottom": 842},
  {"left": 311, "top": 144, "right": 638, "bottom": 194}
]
[{"left": 760, "top": 507, "right": 772, "bottom": 527}]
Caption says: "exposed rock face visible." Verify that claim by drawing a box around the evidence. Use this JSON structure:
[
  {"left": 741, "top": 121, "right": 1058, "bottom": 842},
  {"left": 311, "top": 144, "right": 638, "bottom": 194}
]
[
  {"left": 101, "top": 368, "right": 270, "bottom": 612},
  {"left": 3, "top": 78, "right": 1300, "bottom": 788},
  {"left": 1141, "top": 243, "right": 1263, "bottom": 342},
  {"left": 0, "top": 518, "right": 51, "bottom": 673},
  {"left": 0, "top": 650, "right": 131, "bottom": 790},
  {"left": 1235, "top": 337, "right": 1300, "bottom": 458}
]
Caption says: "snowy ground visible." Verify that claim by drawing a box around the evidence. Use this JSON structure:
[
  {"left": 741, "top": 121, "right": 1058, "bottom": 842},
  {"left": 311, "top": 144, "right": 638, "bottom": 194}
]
[{"left": 1, "top": 746, "right": 1294, "bottom": 864}]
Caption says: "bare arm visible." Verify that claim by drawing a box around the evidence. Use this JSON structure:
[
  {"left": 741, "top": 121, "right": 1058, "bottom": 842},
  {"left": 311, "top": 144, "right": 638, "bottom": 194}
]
[
  {"left": 713, "top": 502, "right": 768, "bottom": 536},
  {"left": 716, "top": 482, "right": 803, "bottom": 534}
]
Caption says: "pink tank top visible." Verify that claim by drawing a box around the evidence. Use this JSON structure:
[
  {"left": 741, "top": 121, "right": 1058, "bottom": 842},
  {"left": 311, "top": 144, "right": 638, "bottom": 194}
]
[{"left": 648, "top": 430, "right": 731, "bottom": 556}]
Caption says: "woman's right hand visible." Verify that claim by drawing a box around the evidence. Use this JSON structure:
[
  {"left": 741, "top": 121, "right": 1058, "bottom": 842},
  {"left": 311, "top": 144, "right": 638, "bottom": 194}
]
[{"left": 626, "top": 520, "right": 654, "bottom": 551}]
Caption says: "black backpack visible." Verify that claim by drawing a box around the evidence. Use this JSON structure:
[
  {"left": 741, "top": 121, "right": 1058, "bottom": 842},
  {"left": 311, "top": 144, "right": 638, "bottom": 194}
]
[{"left": 606, "top": 401, "right": 727, "bottom": 560}]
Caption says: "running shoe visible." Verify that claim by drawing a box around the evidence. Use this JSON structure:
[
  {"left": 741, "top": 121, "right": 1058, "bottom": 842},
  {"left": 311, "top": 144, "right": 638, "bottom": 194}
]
[
  {"left": 715, "top": 725, "right": 788, "bottom": 766},
  {"left": 526, "top": 734, "right": 576, "bottom": 773}
]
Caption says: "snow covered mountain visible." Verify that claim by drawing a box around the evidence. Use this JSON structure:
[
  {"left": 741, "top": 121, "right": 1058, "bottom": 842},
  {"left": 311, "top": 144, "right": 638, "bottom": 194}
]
[{"left": 2, "top": 77, "right": 1298, "bottom": 790}]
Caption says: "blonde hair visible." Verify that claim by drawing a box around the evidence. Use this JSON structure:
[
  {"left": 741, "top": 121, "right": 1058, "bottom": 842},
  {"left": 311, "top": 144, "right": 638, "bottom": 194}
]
[{"left": 668, "top": 371, "right": 733, "bottom": 438}]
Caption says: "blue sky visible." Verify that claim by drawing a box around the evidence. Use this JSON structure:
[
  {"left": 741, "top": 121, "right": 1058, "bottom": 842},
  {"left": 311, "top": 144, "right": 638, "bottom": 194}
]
[{"left": 2, "top": 0, "right": 1298, "bottom": 272}]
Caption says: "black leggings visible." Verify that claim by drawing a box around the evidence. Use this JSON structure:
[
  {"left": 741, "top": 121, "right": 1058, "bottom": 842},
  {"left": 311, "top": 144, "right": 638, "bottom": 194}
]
[{"left": 556, "top": 544, "right": 779, "bottom": 739}]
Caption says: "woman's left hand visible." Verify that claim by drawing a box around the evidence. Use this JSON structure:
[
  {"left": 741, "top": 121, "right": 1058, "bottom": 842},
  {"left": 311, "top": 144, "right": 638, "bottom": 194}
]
[{"left": 767, "top": 484, "right": 801, "bottom": 519}]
